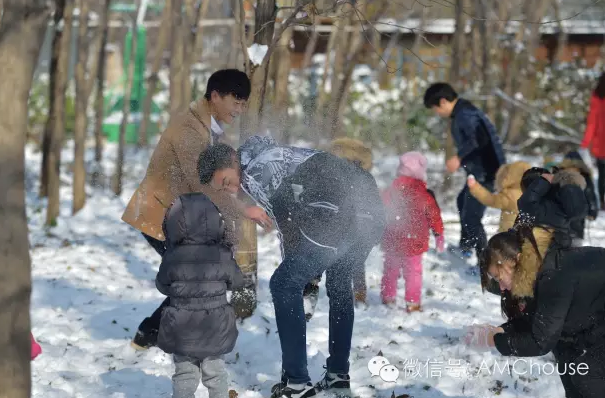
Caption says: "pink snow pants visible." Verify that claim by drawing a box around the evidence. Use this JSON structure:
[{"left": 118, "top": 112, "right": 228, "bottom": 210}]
[{"left": 381, "top": 254, "right": 423, "bottom": 304}]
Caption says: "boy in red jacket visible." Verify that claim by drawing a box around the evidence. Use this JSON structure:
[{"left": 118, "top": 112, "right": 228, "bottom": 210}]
[{"left": 381, "top": 152, "right": 444, "bottom": 312}]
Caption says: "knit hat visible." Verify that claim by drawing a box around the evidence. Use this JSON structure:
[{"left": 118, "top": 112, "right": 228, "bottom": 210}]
[{"left": 397, "top": 151, "right": 428, "bottom": 182}]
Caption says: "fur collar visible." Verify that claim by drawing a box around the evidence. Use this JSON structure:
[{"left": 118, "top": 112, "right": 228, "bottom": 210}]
[
  {"left": 552, "top": 169, "right": 586, "bottom": 190},
  {"left": 511, "top": 227, "right": 554, "bottom": 298}
]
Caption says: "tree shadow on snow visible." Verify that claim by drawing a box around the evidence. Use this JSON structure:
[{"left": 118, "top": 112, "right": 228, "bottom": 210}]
[
  {"left": 32, "top": 276, "right": 162, "bottom": 341},
  {"left": 100, "top": 368, "right": 172, "bottom": 397}
]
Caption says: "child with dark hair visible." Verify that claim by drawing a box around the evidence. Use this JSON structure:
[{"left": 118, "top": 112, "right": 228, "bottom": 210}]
[{"left": 423, "top": 82, "right": 506, "bottom": 260}]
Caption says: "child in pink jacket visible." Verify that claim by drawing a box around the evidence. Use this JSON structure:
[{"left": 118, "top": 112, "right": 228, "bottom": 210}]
[{"left": 381, "top": 152, "right": 445, "bottom": 312}]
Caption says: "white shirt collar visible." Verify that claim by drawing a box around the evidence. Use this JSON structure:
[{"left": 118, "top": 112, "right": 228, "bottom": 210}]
[{"left": 211, "top": 116, "right": 223, "bottom": 136}]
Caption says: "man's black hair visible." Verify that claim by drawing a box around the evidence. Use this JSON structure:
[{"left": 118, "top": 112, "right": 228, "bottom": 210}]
[
  {"left": 423, "top": 82, "right": 458, "bottom": 108},
  {"left": 198, "top": 143, "right": 238, "bottom": 184},
  {"left": 204, "top": 69, "right": 251, "bottom": 101}
]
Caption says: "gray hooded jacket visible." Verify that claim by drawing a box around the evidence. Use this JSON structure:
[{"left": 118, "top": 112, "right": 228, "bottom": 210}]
[{"left": 156, "top": 193, "right": 244, "bottom": 360}]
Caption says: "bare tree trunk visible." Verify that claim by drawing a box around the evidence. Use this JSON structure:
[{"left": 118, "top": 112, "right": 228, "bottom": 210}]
[
  {"left": 40, "top": 0, "right": 66, "bottom": 198},
  {"left": 272, "top": 26, "right": 293, "bottom": 143},
  {"left": 551, "top": 0, "right": 568, "bottom": 69},
  {"left": 46, "top": 0, "right": 75, "bottom": 226},
  {"left": 328, "top": 0, "right": 389, "bottom": 138},
  {"left": 398, "top": 8, "right": 425, "bottom": 152},
  {"left": 138, "top": 0, "right": 171, "bottom": 147},
  {"left": 73, "top": 0, "right": 105, "bottom": 214},
  {"left": 239, "top": 0, "right": 277, "bottom": 138},
  {"left": 169, "top": 0, "right": 184, "bottom": 118},
  {"left": 182, "top": 0, "right": 209, "bottom": 106},
  {"left": 112, "top": 7, "right": 140, "bottom": 195},
  {"left": 505, "top": 0, "right": 550, "bottom": 144},
  {"left": 92, "top": 0, "right": 111, "bottom": 187},
  {"left": 442, "top": 0, "right": 467, "bottom": 194},
  {"left": 0, "top": 1, "right": 50, "bottom": 396},
  {"left": 300, "top": 16, "right": 320, "bottom": 71},
  {"left": 314, "top": 3, "right": 349, "bottom": 136},
  {"left": 449, "top": 0, "right": 466, "bottom": 87}
]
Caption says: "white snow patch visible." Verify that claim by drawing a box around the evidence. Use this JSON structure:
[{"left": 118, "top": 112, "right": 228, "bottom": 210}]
[{"left": 248, "top": 44, "right": 269, "bottom": 66}]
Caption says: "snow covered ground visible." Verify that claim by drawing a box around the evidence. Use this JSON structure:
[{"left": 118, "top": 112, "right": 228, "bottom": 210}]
[{"left": 26, "top": 142, "right": 605, "bottom": 397}]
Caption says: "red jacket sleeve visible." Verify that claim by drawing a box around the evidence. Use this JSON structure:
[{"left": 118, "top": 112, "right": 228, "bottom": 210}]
[
  {"left": 425, "top": 192, "right": 444, "bottom": 236},
  {"left": 581, "top": 94, "right": 598, "bottom": 148}
]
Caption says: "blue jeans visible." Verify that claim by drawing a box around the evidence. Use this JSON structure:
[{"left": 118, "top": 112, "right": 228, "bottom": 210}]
[
  {"left": 456, "top": 181, "right": 492, "bottom": 254},
  {"left": 270, "top": 235, "right": 356, "bottom": 384}
]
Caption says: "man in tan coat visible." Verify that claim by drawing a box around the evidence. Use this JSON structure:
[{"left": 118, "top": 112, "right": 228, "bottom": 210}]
[{"left": 123, "top": 69, "right": 271, "bottom": 349}]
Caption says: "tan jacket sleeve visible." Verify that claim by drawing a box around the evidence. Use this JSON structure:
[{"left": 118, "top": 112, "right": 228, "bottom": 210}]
[{"left": 469, "top": 183, "right": 513, "bottom": 210}]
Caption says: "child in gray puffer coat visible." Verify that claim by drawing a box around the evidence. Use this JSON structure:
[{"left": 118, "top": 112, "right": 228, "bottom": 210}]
[{"left": 156, "top": 192, "right": 244, "bottom": 398}]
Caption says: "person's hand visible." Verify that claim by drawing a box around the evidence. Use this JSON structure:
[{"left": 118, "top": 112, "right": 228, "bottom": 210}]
[
  {"left": 244, "top": 206, "right": 273, "bottom": 231},
  {"left": 467, "top": 175, "right": 477, "bottom": 188},
  {"left": 463, "top": 324, "right": 503, "bottom": 350},
  {"left": 435, "top": 234, "right": 445, "bottom": 253},
  {"left": 541, "top": 173, "right": 554, "bottom": 183},
  {"left": 446, "top": 156, "right": 460, "bottom": 173}
]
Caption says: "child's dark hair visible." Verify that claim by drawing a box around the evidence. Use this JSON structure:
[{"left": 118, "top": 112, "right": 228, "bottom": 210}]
[
  {"left": 204, "top": 69, "right": 251, "bottom": 101},
  {"left": 520, "top": 167, "right": 551, "bottom": 192},
  {"left": 594, "top": 72, "right": 605, "bottom": 99},
  {"left": 423, "top": 83, "right": 458, "bottom": 108},
  {"left": 198, "top": 144, "right": 238, "bottom": 184}
]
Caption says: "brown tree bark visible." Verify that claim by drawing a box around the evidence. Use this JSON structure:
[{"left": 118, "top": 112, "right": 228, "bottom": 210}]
[
  {"left": 169, "top": 0, "right": 184, "bottom": 119},
  {"left": 239, "top": 0, "right": 277, "bottom": 138},
  {"left": 505, "top": 0, "right": 550, "bottom": 144},
  {"left": 181, "top": 0, "right": 210, "bottom": 106},
  {"left": 314, "top": 3, "right": 349, "bottom": 135},
  {"left": 45, "top": 0, "right": 75, "bottom": 226},
  {"left": 0, "top": 1, "right": 50, "bottom": 396},
  {"left": 73, "top": 0, "right": 107, "bottom": 214},
  {"left": 442, "top": 0, "right": 467, "bottom": 194},
  {"left": 328, "top": 0, "right": 389, "bottom": 138},
  {"left": 40, "top": 0, "right": 66, "bottom": 198},
  {"left": 299, "top": 16, "right": 320, "bottom": 71},
  {"left": 112, "top": 5, "right": 140, "bottom": 195},
  {"left": 138, "top": 0, "right": 171, "bottom": 147},
  {"left": 271, "top": 26, "right": 293, "bottom": 143},
  {"left": 92, "top": 0, "right": 111, "bottom": 186}
]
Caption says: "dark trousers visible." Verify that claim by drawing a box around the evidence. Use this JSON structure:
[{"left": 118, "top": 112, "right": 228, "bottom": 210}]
[
  {"left": 556, "top": 342, "right": 605, "bottom": 398},
  {"left": 139, "top": 233, "right": 169, "bottom": 334},
  {"left": 597, "top": 158, "right": 605, "bottom": 206},
  {"left": 456, "top": 181, "right": 492, "bottom": 254},
  {"left": 269, "top": 153, "right": 373, "bottom": 384},
  {"left": 305, "top": 244, "right": 372, "bottom": 298}
]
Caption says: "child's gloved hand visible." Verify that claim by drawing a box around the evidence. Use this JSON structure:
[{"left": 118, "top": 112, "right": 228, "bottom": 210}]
[{"left": 435, "top": 234, "right": 445, "bottom": 253}]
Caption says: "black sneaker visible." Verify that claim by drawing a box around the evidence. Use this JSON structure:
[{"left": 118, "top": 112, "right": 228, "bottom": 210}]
[
  {"left": 315, "top": 371, "right": 352, "bottom": 397},
  {"left": 130, "top": 327, "right": 158, "bottom": 351},
  {"left": 270, "top": 381, "right": 316, "bottom": 398},
  {"left": 303, "top": 281, "right": 320, "bottom": 321}
]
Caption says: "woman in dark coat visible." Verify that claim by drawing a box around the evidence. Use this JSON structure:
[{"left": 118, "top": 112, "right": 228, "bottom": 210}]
[
  {"left": 471, "top": 171, "right": 603, "bottom": 398},
  {"left": 474, "top": 226, "right": 605, "bottom": 398}
]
